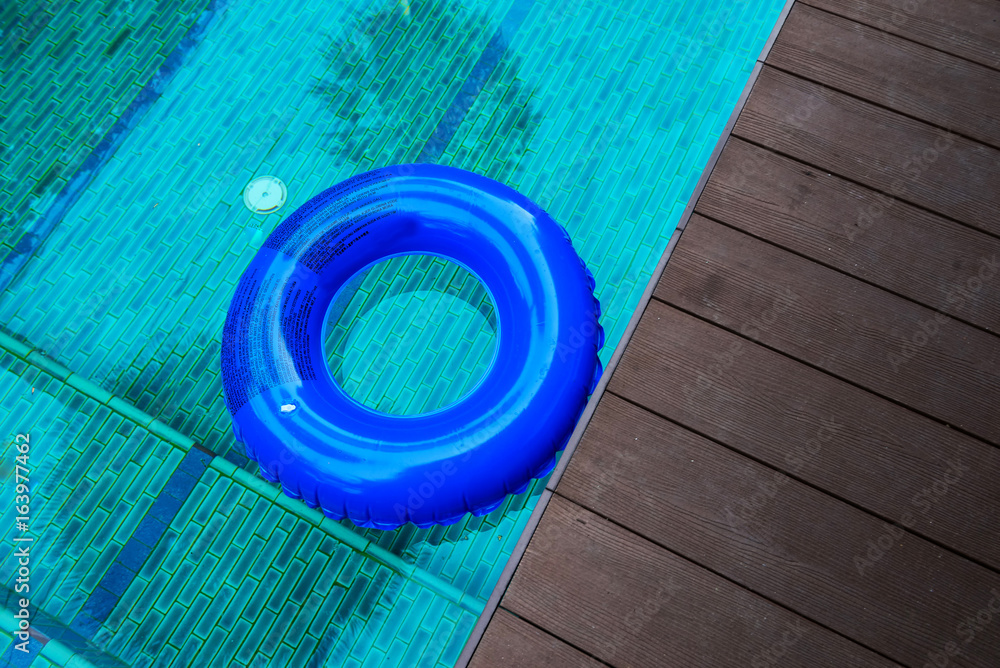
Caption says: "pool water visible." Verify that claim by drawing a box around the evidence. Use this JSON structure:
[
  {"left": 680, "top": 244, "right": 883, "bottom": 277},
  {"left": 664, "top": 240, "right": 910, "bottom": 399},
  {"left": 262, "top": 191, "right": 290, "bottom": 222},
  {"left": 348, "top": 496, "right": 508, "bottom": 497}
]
[
  {"left": 0, "top": 0, "right": 785, "bottom": 666},
  {"left": 324, "top": 255, "right": 499, "bottom": 416}
]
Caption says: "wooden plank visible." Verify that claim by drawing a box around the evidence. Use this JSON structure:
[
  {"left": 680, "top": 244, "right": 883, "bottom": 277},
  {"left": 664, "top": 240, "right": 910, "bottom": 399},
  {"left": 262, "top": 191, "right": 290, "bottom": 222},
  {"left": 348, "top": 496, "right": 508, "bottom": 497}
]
[
  {"left": 733, "top": 66, "right": 1000, "bottom": 237},
  {"left": 769, "top": 4, "right": 1000, "bottom": 148},
  {"left": 695, "top": 138, "right": 1000, "bottom": 333},
  {"left": 654, "top": 215, "right": 1000, "bottom": 445},
  {"left": 802, "top": 0, "right": 1000, "bottom": 71},
  {"left": 471, "top": 608, "right": 603, "bottom": 668},
  {"left": 503, "top": 495, "right": 899, "bottom": 668},
  {"left": 606, "top": 300, "right": 1000, "bottom": 571},
  {"left": 558, "top": 393, "right": 1000, "bottom": 668}
]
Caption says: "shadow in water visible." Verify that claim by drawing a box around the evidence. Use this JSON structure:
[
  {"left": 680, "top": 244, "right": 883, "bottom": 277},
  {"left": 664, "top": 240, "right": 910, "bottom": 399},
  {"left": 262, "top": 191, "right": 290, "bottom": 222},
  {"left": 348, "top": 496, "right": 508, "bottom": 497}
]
[{"left": 311, "top": 0, "right": 543, "bottom": 181}]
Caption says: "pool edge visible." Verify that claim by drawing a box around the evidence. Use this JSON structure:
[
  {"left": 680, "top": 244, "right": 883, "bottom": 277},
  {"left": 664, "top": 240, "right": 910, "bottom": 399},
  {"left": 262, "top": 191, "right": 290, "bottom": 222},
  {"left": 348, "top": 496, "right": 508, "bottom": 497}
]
[{"left": 453, "top": 0, "right": 797, "bottom": 663}]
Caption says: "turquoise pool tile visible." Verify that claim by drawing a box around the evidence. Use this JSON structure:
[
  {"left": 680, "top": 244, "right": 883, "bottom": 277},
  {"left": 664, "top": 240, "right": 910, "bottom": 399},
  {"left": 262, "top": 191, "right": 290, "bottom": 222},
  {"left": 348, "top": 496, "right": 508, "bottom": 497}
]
[
  {"left": 190, "top": 478, "right": 231, "bottom": 525},
  {"left": 93, "top": 504, "right": 130, "bottom": 553},
  {"left": 209, "top": 504, "right": 248, "bottom": 554},
  {"left": 289, "top": 556, "right": 326, "bottom": 607},
  {"left": 177, "top": 552, "right": 219, "bottom": 608},
  {"left": 260, "top": 603, "right": 298, "bottom": 657},
  {"left": 106, "top": 618, "right": 141, "bottom": 658},
  {"left": 384, "top": 637, "right": 410, "bottom": 667},
  {"left": 198, "top": 627, "right": 228, "bottom": 665},
  {"left": 129, "top": 609, "right": 165, "bottom": 662},
  {"left": 400, "top": 627, "right": 436, "bottom": 667},
  {"left": 312, "top": 546, "right": 351, "bottom": 598},
  {"left": 174, "top": 633, "right": 205, "bottom": 667},
  {"left": 270, "top": 521, "right": 306, "bottom": 569},
  {"left": 146, "top": 603, "right": 184, "bottom": 657},
  {"left": 441, "top": 611, "right": 478, "bottom": 665},
  {"left": 236, "top": 608, "right": 276, "bottom": 665},
  {"left": 241, "top": 572, "right": 276, "bottom": 623},
  {"left": 418, "top": 594, "right": 451, "bottom": 635},
  {"left": 202, "top": 544, "right": 242, "bottom": 599},
  {"left": 271, "top": 644, "right": 298, "bottom": 668},
  {"left": 264, "top": 558, "right": 305, "bottom": 613},
  {"left": 307, "top": 585, "right": 346, "bottom": 639},
  {"left": 192, "top": 584, "right": 235, "bottom": 639},
  {"left": 227, "top": 536, "right": 264, "bottom": 585},
  {"left": 285, "top": 592, "right": 323, "bottom": 648},
  {"left": 334, "top": 571, "right": 376, "bottom": 628},
  {"left": 128, "top": 570, "right": 171, "bottom": 624},
  {"left": 216, "top": 618, "right": 252, "bottom": 666}
]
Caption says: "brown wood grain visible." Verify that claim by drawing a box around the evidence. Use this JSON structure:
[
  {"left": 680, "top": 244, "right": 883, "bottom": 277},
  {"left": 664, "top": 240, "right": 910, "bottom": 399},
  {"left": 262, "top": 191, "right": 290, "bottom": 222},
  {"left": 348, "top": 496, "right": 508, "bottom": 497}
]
[
  {"left": 653, "top": 215, "right": 1000, "bottom": 445},
  {"left": 695, "top": 138, "right": 1000, "bottom": 333},
  {"left": 606, "top": 300, "right": 1000, "bottom": 571},
  {"left": 470, "top": 608, "right": 604, "bottom": 668},
  {"left": 733, "top": 66, "right": 1000, "bottom": 237},
  {"left": 504, "top": 495, "right": 899, "bottom": 668},
  {"left": 802, "top": 0, "right": 1000, "bottom": 71},
  {"left": 769, "top": 4, "right": 1000, "bottom": 148},
  {"left": 559, "top": 393, "right": 1000, "bottom": 667}
]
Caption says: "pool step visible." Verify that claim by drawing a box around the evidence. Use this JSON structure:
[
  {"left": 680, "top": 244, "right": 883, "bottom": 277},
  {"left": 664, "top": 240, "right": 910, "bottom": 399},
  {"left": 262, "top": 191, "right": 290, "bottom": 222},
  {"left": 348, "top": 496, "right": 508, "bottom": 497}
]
[{"left": 0, "top": 329, "right": 485, "bottom": 617}]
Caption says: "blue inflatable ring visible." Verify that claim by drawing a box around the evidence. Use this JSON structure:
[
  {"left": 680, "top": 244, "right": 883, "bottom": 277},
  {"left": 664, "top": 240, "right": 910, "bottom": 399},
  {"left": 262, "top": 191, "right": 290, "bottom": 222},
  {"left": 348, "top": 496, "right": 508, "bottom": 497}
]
[{"left": 221, "top": 164, "right": 603, "bottom": 529}]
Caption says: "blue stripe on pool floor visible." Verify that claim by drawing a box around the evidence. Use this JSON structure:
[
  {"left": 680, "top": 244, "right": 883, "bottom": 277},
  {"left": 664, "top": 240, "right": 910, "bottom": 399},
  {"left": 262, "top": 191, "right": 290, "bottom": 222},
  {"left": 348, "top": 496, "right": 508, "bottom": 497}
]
[
  {"left": 416, "top": 0, "right": 535, "bottom": 163},
  {"left": 68, "top": 448, "right": 212, "bottom": 639}
]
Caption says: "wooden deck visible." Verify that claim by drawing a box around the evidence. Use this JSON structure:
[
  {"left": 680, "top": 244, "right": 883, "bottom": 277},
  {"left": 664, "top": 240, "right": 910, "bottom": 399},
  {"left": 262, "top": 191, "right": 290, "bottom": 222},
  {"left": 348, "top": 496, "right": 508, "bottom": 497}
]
[{"left": 461, "top": 1, "right": 1000, "bottom": 666}]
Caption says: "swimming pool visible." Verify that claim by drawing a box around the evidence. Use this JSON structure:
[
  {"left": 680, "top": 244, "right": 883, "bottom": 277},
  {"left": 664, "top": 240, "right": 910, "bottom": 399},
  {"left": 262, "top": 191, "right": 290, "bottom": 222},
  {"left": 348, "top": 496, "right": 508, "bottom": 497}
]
[{"left": 0, "top": 0, "right": 786, "bottom": 665}]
